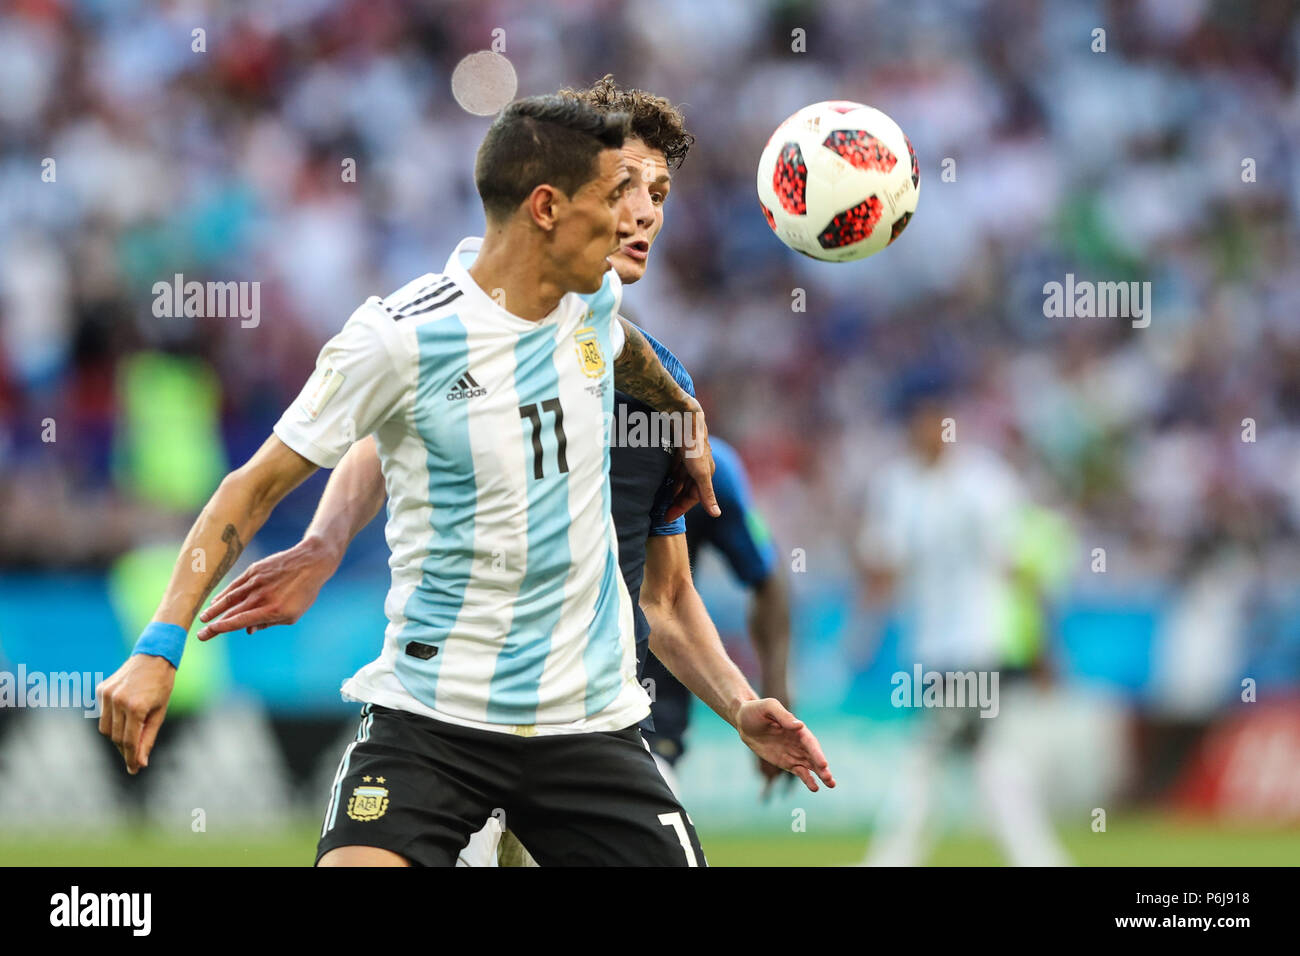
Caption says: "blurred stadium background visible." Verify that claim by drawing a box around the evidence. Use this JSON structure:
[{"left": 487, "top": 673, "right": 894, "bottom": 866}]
[{"left": 2, "top": 0, "right": 1300, "bottom": 865}]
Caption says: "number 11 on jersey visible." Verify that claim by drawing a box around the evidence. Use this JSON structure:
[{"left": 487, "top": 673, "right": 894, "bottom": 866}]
[{"left": 519, "top": 398, "right": 568, "bottom": 479}]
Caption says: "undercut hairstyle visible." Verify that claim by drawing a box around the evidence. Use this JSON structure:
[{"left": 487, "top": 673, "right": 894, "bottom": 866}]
[
  {"left": 558, "top": 74, "right": 694, "bottom": 170},
  {"left": 474, "top": 94, "right": 631, "bottom": 222}
]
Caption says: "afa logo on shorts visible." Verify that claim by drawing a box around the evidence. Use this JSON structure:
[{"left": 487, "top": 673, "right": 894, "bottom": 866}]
[{"left": 347, "top": 777, "right": 390, "bottom": 822}]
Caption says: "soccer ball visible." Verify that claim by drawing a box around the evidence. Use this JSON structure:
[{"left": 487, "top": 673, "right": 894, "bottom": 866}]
[{"left": 756, "top": 100, "right": 919, "bottom": 262}]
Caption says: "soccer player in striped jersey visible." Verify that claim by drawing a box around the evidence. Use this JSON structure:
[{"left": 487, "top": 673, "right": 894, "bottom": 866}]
[
  {"left": 193, "top": 79, "right": 833, "bottom": 866},
  {"left": 98, "top": 94, "right": 832, "bottom": 867}
]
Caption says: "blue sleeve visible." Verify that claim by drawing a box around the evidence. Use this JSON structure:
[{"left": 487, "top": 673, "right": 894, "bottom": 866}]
[
  {"left": 648, "top": 496, "right": 686, "bottom": 537},
  {"left": 694, "top": 438, "right": 777, "bottom": 587},
  {"left": 649, "top": 457, "right": 686, "bottom": 537},
  {"left": 642, "top": 326, "right": 694, "bottom": 537},
  {"left": 644, "top": 327, "right": 695, "bottom": 400}
]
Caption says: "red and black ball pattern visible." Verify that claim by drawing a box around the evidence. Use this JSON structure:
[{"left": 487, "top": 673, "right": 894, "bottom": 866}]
[
  {"left": 822, "top": 129, "right": 897, "bottom": 174},
  {"left": 887, "top": 211, "right": 912, "bottom": 245},
  {"left": 773, "top": 142, "right": 808, "bottom": 215},
  {"left": 904, "top": 134, "right": 918, "bottom": 188},
  {"left": 817, "top": 196, "right": 884, "bottom": 249}
]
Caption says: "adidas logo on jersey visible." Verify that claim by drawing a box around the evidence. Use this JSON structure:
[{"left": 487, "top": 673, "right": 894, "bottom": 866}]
[{"left": 446, "top": 372, "right": 487, "bottom": 401}]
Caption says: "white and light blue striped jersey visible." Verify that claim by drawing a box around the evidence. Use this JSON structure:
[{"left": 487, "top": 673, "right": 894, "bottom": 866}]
[{"left": 273, "top": 236, "right": 648, "bottom": 735}]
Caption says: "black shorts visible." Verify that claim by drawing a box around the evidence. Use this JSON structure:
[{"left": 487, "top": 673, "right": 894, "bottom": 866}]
[{"left": 317, "top": 704, "right": 706, "bottom": 867}]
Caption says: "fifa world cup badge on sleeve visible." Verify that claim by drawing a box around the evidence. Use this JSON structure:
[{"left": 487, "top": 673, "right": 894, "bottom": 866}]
[
  {"left": 346, "top": 777, "right": 390, "bottom": 822},
  {"left": 301, "top": 362, "right": 346, "bottom": 421}
]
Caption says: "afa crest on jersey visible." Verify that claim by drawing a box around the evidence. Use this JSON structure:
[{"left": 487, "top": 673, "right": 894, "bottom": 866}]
[
  {"left": 346, "top": 784, "right": 390, "bottom": 822},
  {"left": 574, "top": 326, "right": 605, "bottom": 378}
]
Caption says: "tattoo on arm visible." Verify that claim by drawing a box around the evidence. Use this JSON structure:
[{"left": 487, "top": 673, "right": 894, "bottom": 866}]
[
  {"left": 613, "top": 319, "right": 687, "bottom": 411},
  {"left": 190, "top": 524, "right": 244, "bottom": 620}
]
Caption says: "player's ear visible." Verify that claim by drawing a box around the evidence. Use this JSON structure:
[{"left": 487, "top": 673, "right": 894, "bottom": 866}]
[{"left": 525, "top": 184, "right": 560, "bottom": 232}]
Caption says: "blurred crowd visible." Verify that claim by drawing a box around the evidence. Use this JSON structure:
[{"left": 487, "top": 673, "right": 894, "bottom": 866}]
[{"left": 1, "top": 0, "right": 1298, "bottom": 674}]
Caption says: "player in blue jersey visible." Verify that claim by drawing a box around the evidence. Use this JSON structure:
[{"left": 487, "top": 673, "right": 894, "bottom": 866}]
[
  {"left": 99, "top": 90, "right": 833, "bottom": 867},
  {"left": 642, "top": 435, "right": 792, "bottom": 795}
]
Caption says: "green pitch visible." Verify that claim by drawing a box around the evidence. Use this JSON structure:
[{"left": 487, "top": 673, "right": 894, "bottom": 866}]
[{"left": 2, "top": 816, "right": 1297, "bottom": 866}]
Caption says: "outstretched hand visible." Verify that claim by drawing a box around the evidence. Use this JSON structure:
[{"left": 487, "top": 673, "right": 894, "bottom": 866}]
[
  {"left": 196, "top": 537, "right": 340, "bottom": 640},
  {"left": 735, "top": 698, "right": 836, "bottom": 793}
]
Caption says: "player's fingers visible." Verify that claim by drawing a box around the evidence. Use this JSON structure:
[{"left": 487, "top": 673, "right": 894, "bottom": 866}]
[
  {"left": 664, "top": 482, "right": 701, "bottom": 523},
  {"left": 201, "top": 596, "right": 264, "bottom": 637},
  {"left": 121, "top": 705, "right": 144, "bottom": 773},
  {"left": 686, "top": 456, "right": 721, "bottom": 517},
  {"left": 195, "top": 595, "right": 269, "bottom": 639},
  {"left": 109, "top": 697, "right": 125, "bottom": 744},
  {"left": 201, "top": 576, "right": 260, "bottom": 622},
  {"left": 792, "top": 765, "right": 819, "bottom": 793},
  {"left": 206, "top": 607, "right": 285, "bottom": 639},
  {"left": 795, "top": 728, "right": 831, "bottom": 773},
  {"left": 792, "top": 735, "right": 835, "bottom": 788},
  {"left": 109, "top": 702, "right": 129, "bottom": 769},
  {"left": 197, "top": 617, "right": 229, "bottom": 641},
  {"left": 97, "top": 682, "right": 114, "bottom": 738},
  {"left": 200, "top": 569, "right": 256, "bottom": 621},
  {"left": 197, "top": 614, "right": 234, "bottom": 641},
  {"left": 137, "top": 708, "right": 166, "bottom": 770},
  {"left": 807, "top": 759, "right": 836, "bottom": 787}
]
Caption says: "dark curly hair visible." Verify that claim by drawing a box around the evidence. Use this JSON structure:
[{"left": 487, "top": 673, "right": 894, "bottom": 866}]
[{"left": 558, "top": 75, "right": 694, "bottom": 170}]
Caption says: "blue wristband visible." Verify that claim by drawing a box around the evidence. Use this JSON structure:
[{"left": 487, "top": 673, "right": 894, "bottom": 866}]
[{"left": 131, "top": 622, "right": 187, "bottom": 669}]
